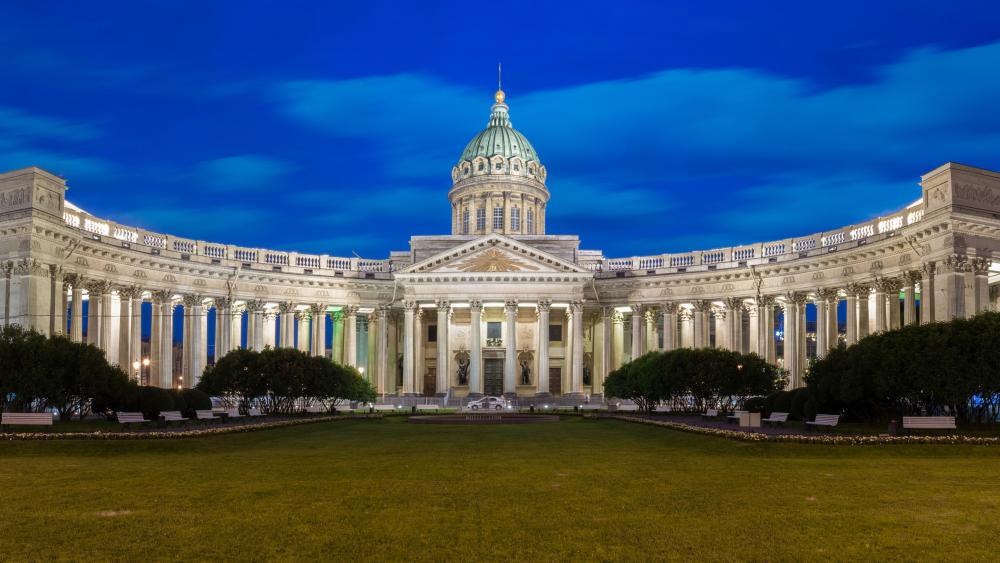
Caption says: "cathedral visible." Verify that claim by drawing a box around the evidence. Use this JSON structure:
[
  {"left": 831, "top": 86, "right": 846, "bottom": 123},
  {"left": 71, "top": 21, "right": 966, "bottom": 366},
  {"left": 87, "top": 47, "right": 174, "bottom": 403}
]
[{"left": 2, "top": 87, "right": 999, "bottom": 402}]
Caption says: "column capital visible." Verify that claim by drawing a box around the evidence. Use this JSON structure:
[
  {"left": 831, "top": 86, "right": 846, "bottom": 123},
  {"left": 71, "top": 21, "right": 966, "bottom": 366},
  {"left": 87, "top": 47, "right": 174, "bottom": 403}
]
[
  {"left": 48, "top": 263, "right": 63, "bottom": 281},
  {"left": 414, "top": 307, "right": 424, "bottom": 320},
  {"left": 343, "top": 305, "right": 359, "bottom": 316},
  {"left": 182, "top": 293, "right": 203, "bottom": 308},
  {"left": 629, "top": 303, "right": 644, "bottom": 315},
  {"left": 245, "top": 299, "right": 266, "bottom": 313},
  {"left": 723, "top": 297, "right": 744, "bottom": 311},
  {"left": 151, "top": 289, "right": 172, "bottom": 304},
  {"left": 659, "top": 301, "right": 678, "bottom": 314},
  {"left": 435, "top": 299, "right": 450, "bottom": 309},
  {"left": 116, "top": 284, "right": 143, "bottom": 299},
  {"left": 922, "top": 261, "right": 937, "bottom": 276},
  {"left": 468, "top": 299, "right": 483, "bottom": 312},
  {"left": 537, "top": 299, "right": 552, "bottom": 312},
  {"left": 692, "top": 300, "right": 713, "bottom": 313},
  {"left": 403, "top": 300, "right": 417, "bottom": 311},
  {"left": 643, "top": 308, "right": 657, "bottom": 322},
  {"left": 784, "top": 291, "right": 808, "bottom": 306},
  {"left": 504, "top": 299, "right": 519, "bottom": 313},
  {"left": 85, "top": 279, "right": 113, "bottom": 295},
  {"left": 845, "top": 282, "right": 871, "bottom": 298},
  {"left": 970, "top": 256, "right": 992, "bottom": 275},
  {"left": 570, "top": 301, "right": 583, "bottom": 313},
  {"left": 278, "top": 301, "right": 296, "bottom": 314},
  {"left": 902, "top": 270, "right": 923, "bottom": 285},
  {"left": 215, "top": 296, "right": 232, "bottom": 309},
  {"left": 309, "top": 303, "right": 327, "bottom": 315},
  {"left": 816, "top": 288, "right": 839, "bottom": 303},
  {"left": 873, "top": 276, "right": 902, "bottom": 293},
  {"left": 711, "top": 306, "right": 726, "bottom": 320},
  {"left": 63, "top": 272, "right": 83, "bottom": 288},
  {"left": 757, "top": 295, "right": 776, "bottom": 308}
]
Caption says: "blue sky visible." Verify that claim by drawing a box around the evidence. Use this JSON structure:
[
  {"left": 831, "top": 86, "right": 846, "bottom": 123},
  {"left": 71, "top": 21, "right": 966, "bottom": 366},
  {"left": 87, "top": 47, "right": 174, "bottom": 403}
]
[{"left": 3, "top": 1, "right": 1000, "bottom": 258}]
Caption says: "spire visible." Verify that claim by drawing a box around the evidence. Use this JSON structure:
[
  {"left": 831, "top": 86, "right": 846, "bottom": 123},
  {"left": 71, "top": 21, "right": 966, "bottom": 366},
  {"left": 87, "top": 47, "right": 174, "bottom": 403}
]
[{"left": 490, "top": 63, "right": 510, "bottom": 127}]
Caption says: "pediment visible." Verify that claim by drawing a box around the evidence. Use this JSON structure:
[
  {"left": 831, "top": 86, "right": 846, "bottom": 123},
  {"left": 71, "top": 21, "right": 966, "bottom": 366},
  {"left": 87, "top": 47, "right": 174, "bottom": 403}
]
[{"left": 403, "top": 235, "right": 591, "bottom": 275}]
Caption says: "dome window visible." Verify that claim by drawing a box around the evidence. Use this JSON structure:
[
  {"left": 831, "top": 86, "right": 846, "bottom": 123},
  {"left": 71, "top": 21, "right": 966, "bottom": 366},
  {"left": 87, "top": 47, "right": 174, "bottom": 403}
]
[
  {"left": 495, "top": 162, "right": 502, "bottom": 170},
  {"left": 478, "top": 163, "right": 484, "bottom": 171},
  {"left": 464, "top": 167, "right": 470, "bottom": 175},
  {"left": 513, "top": 164, "right": 520, "bottom": 171}
]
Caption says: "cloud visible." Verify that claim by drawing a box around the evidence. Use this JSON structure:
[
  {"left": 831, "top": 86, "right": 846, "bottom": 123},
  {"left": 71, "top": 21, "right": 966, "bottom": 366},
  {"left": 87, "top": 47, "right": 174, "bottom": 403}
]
[
  {"left": 267, "top": 42, "right": 1000, "bottom": 257},
  {"left": 0, "top": 105, "right": 102, "bottom": 142},
  {"left": 0, "top": 148, "right": 116, "bottom": 181},
  {"left": 197, "top": 154, "right": 296, "bottom": 191}
]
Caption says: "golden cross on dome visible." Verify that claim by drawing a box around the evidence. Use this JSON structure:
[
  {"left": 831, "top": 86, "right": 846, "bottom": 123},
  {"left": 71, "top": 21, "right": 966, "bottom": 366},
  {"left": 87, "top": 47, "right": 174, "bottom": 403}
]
[{"left": 495, "top": 62, "right": 505, "bottom": 104}]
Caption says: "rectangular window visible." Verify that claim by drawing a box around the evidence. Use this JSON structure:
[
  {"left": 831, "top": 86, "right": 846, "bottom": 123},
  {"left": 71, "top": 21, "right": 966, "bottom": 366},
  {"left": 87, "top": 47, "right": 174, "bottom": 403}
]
[
  {"left": 493, "top": 207, "right": 503, "bottom": 230},
  {"left": 549, "top": 324, "right": 563, "bottom": 342},
  {"left": 462, "top": 209, "right": 470, "bottom": 234},
  {"left": 527, "top": 209, "right": 535, "bottom": 234},
  {"left": 476, "top": 208, "right": 486, "bottom": 231},
  {"left": 428, "top": 325, "right": 437, "bottom": 343},
  {"left": 511, "top": 207, "right": 521, "bottom": 231},
  {"left": 486, "top": 321, "right": 502, "bottom": 346}
]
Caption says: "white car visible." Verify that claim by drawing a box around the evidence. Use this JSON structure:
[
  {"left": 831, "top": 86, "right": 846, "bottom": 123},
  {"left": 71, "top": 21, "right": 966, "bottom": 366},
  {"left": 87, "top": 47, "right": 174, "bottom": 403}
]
[{"left": 467, "top": 396, "right": 507, "bottom": 411}]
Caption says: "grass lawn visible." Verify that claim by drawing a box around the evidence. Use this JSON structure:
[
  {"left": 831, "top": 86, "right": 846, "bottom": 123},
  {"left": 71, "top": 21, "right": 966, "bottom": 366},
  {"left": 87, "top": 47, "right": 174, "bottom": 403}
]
[{"left": 1, "top": 417, "right": 998, "bottom": 561}]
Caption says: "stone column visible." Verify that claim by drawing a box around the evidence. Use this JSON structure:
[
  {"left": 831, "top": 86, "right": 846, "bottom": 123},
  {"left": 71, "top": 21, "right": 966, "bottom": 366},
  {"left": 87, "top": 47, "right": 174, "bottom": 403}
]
[
  {"left": 310, "top": 304, "right": 327, "bottom": 357},
  {"left": 693, "top": 300, "right": 710, "bottom": 349},
  {"left": 215, "top": 298, "right": 231, "bottom": 359},
  {"left": 435, "top": 300, "right": 450, "bottom": 395},
  {"left": 661, "top": 302, "right": 676, "bottom": 352},
  {"left": 183, "top": 295, "right": 204, "bottom": 388},
  {"left": 537, "top": 301, "right": 552, "bottom": 396},
  {"left": 644, "top": 307, "right": 657, "bottom": 353},
  {"left": 969, "top": 257, "right": 991, "bottom": 316},
  {"left": 903, "top": 271, "right": 919, "bottom": 326},
  {"left": 724, "top": 298, "right": 743, "bottom": 353},
  {"left": 402, "top": 301, "right": 416, "bottom": 395},
  {"left": 564, "top": 307, "right": 573, "bottom": 393},
  {"left": 117, "top": 286, "right": 140, "bottom": 369},
  {"left": 344, "top": 306, "right": 358, "bottom": 366},
  {"left": 49, "top": 265, "right": 63, "bottom": 336},
  {"left": 935, "top": 255, "right": 965, "bottom": 321},
  {"left": 279, "top": 302, "right": 295, "bottom": 348},
  {"left": 712, "top": 307, "right": 727, "bottom": 349},
  {"left": 85, "top": 280, "right": 106, "bottom": 351},
  {"left": 760, "top": 296, "right": 776, "bottom": 364},
  {"left": 570, "top": 301, "right": 584, "bottom": 395},
  {"left": 130, "top": 292, "right": 142, "bottom": 377},
  {"left": 612, "top": 310, "right": 625, "bottom": 367},
  {"left": 150, "top": 295, "right": 161, "bottom": 385},
  {"left": 781, "top": 297, "right": 798, "bottom": 388},
  {"left": 469, "top": 300, "right": 483, "bottom": 396},
  {"left": 332, "top": 311, "right": 344, "bottom": 364},
  {"left": 231, "top": 304, "right": 244, "bottom": 351},
  {"left": 415, "top": 308, "right": 425, "bottom": 393},
  {"left": 503, "top": 300, "right": 518, "bottom": 397},
  {"left": 158, "top": 295, "right": 175, "bottom": 389},
  {"left": 295, "top": 311, "right": 309, "bottom": 352},
  {"left": 599, "top": 306, "right": 612, "bottom": 394},
  {"left": 630, "top": 304, "right": 642, "bottom": 360},
  {"left": 873, "top": 279, "right": 888, "bottom": 333},
  {"left": 375, "top": 306, "right": 389, "bottom": 394},
  {"left": 920, "top": 262, "right": 935, "bottom": 324},
  {"left": 68, "top": 274, "right": 84, "bottom": 342},
  {"left": 886, "top": 277, "right": 902, "bottom": 330},
  {"left": 246, "top": 300, "right": 264, "bottom": 351},
  {"left": 263, "top": 312, "right": 277, "bottom": 349},
  {"left": 747, "top": 302, "right": 760, "bottom": 356},
  {"left": 815, "top": 289, "right": 837, "bottom": 358},
  {"left": 679, "top": 309, "right": 693, "bottom": 349},
  {"left": 845, "top": 291, "right": 858, "bottom": 345},
  {"left": 846, "top": 283, "right": 870, "bottom": 340}
]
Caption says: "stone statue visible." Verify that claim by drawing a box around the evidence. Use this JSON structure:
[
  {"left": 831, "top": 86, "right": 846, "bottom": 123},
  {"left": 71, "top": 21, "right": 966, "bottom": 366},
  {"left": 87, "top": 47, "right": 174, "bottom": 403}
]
[
  {"left": 397, "top": 354, "right": 404, "bottom": 387},
  {"left": 456, "top": 352, "right": 470, "bottom": 385},
  {"left": 520, "top": 358, "right": 531, "bottom": 385},
  {"left": 583, "top": 352, "right": 593, "bottom": 386}
]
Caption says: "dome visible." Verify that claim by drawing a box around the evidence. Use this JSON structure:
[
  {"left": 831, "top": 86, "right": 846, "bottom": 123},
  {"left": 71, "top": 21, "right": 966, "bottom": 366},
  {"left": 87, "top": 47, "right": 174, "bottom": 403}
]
[{"left": 458, "top": 90, "right": 541, "bottom": 165}]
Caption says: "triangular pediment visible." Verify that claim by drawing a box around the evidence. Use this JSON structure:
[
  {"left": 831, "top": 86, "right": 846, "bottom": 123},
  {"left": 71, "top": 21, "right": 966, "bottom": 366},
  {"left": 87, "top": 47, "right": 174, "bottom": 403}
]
[{"left": 403, "top": 234, "right": 592, "bottom": 275}]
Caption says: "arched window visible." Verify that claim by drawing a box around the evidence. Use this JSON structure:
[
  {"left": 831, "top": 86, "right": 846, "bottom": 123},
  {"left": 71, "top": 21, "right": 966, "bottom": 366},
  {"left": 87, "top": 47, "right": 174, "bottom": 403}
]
[{"left": 527, "top": 209, "right": 535, "bottom": 234}]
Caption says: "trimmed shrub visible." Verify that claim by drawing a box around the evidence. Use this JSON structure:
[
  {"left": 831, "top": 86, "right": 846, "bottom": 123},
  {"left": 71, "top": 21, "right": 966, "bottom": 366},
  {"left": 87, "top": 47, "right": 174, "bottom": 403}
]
[
  {"left": 180, "top": 388, "right": 212, "bottom": 415},
  {"left": 131, "top": 386, "right": 175, "bottom": 420},
  {"left": 168, "top": 389, "right": 187, "bottom": 416},
  {"left": 789, "top": 387, "right": 811, "bottom": 421},
  {"left": 743, "top": 396, "right": 766, "bottom": 413},
  {"left": 803, "top": 396, "right": 819, "bottom": 422},
  {"left": 771, "top": 390, "right": 792, "bottom": 415}
]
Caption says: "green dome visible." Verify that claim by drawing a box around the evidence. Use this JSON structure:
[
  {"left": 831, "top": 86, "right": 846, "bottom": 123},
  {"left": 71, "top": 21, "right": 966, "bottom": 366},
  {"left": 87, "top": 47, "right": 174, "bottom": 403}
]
[{"left": 459, "top": 94, "right": 540, "bottom": 164}]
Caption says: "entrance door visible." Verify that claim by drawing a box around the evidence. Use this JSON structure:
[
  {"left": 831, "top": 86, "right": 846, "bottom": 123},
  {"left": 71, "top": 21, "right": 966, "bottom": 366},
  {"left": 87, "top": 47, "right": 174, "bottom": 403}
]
[
  {"left": 549, "top": 367, "right": 562, "bottom": 395},
  {"left": 484, "top": 358, "right": 504, "bottom": 395},
  {"left": 423, "top": 368, "right": 436, "bottom": 397}
]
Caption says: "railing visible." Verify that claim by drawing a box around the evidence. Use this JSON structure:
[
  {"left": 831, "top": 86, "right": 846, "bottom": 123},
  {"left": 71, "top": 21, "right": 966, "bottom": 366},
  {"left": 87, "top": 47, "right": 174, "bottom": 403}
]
[
  {"left": 61, "top": 204, "right": 390, "bottom": 274},
  {"left": 598, "top": 201, "right": 925, "bottom": 272}
]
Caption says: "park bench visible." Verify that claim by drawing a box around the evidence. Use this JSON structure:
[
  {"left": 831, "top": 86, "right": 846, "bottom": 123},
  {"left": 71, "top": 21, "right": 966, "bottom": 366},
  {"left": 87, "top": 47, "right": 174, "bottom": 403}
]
[
  {"left": 580, "top": 404, "right": 603, "bottom": 411},
  {"left": 224, "top": 409, "right": 244, "bottom": 420},
  {"left": 902, "top": 416, "right": 957, "bottom": 432},
  {"left": 1, "top": 412, "right": 54, "bottom": 430},
  {"left": 116, "top": 412, "right": 151, "bottom": 429},
  {"left": 726, "top": 410, "right": 747, "bottom": 424},
  {"left": 373, "top": 405, "right": 398, "bottom": 413},
  {"left": 700, "top": 408, "right": 719, "bottom": 420},
  {"left": 761, "top": 412, "right": 789, "bottom": 427},
  {"left": 805, "top": 414, "right": 840, "bottom": 431},
  {"left": 304, "top": 405, "right": 326, "bottom": 415},
  {"left": 159, "top": 411, "right": 189, "bottom": 425},
  {"left": 415, "top": 404, "right": 441, "bottom": 412},
  {"left": 615, "top": 404, "right": 639, "bottom": 412},
  {"left": 248, "top": 407, "right": 265, "bottom": 418},
  {"left": 195, "top": 410, "right": 221, "bottom": 423}
]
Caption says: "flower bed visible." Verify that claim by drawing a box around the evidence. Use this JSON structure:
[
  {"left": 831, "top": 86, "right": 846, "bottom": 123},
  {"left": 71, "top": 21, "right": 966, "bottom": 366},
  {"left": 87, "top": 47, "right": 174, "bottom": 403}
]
[
  {"left": 1, "top": 414, "right": 382, "bottom": 441},
  {"left": 589, "top": 414, "right": 1000, "bottom": 446}
]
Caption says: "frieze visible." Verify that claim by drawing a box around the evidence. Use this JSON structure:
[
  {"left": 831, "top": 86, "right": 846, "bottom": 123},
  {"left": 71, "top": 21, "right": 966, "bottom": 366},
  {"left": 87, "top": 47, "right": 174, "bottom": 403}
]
[
  {"left": 193, "top": 279, "right": 207, "bottom": 287},
  {"left": 898, "top": 254, "right": 912, "bottom": 266},
  {"left": 721, "top": 283, "right": 735, "bottom": 292},
  {"left": 811, "top": 272, "right": 825, "bottom": 281},
  {"left": 841, "top": 266, "right": 854, "bottom": 276},
  {"left": 0, "top": 187, "right": 28, "bottom": 210},
  {"left": 75, "top": 256, "right": 89, "bottom": 267},
  {"left": 104, "top": 264, "right": 117, "bottom": 273},
  {"left": 133, "top": 269, "right": 147, "bottom": 279},
  {"left": 869, "top": 260, "right": 883, "bottom": 272},
  {"left": 163, "top": 274, "right": 177, "bottom": 283},
  {"left": 954, "top": 181, "right": 1000, "bottom": 208},
  {"left": 781, "top": 276, "right": 796, "bottom": 285}
]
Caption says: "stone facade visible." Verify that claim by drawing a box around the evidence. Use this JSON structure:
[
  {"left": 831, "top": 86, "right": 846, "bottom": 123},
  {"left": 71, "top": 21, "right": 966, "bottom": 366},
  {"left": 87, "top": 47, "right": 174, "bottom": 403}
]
[{"left": 2, "top": 92, "right": 1000, "bottom": 401}]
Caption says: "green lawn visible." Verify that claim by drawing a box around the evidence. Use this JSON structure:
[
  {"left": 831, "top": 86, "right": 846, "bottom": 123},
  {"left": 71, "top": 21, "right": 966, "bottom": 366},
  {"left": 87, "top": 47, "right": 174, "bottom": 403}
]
[{"left": 1, "top": 417, "right": 998, "bottom": 561}]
